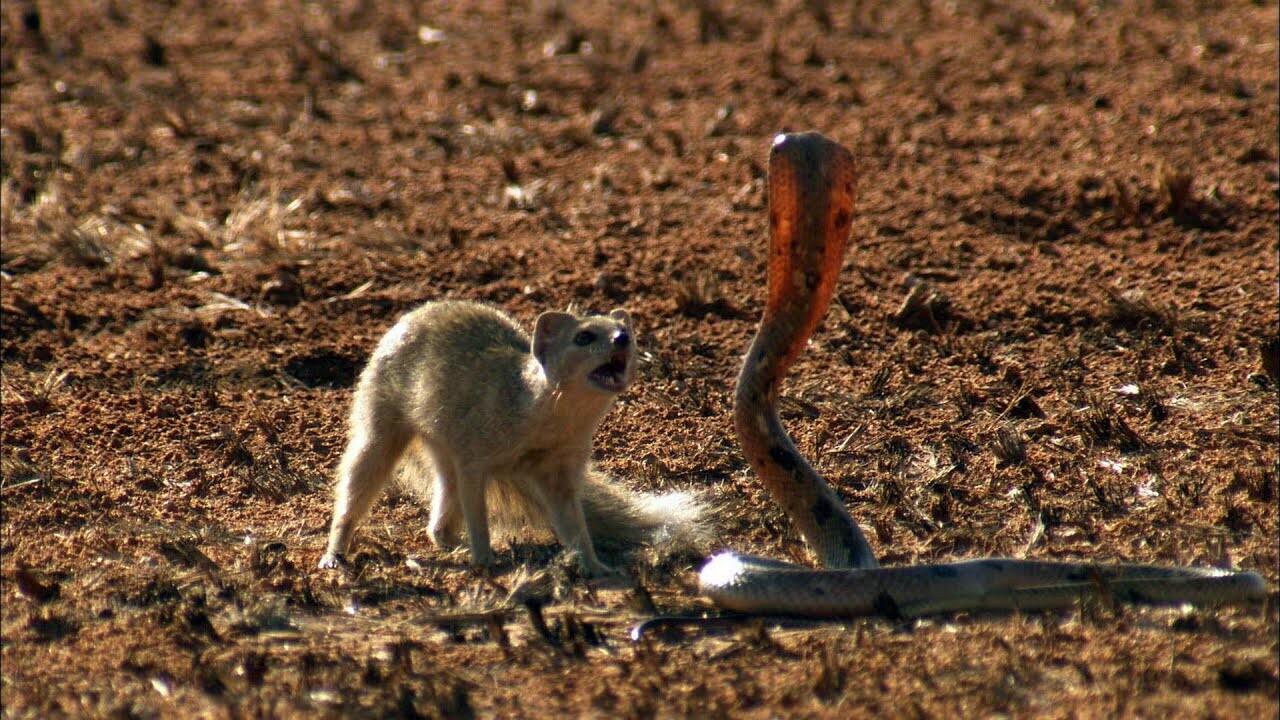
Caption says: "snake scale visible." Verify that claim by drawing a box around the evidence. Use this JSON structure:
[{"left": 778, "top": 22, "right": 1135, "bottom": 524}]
[{"left": 697, "top": 132, "right": 1266, "bottom": 618}]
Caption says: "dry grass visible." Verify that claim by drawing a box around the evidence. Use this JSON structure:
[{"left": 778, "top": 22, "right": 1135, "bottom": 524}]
[
  {"left": 221, "top": 185, "right": 316, "bottom": 256},
  {"left": 0, "top": 186, "right": 225, "bottom": 285},
  {"left": 1157, "top": 162, "right": 1198, "bottom": 218},
  {"left": 673, "top": 270, "right": 737, "bottom": 318},
  {"left": 893, "top": 279, "right": 951, "bottom": 333},
  {"left": 991, "top": 425, "right": 1029, "bottom": 467},
  {"left": 6, "top": 187, "right": 149, "bottom": 268},
  {"left": 1, "top": 367, "right": 68, "bottom": 413},
  {"left": 1105, "top": 287, "right": 1176, "bottom": 332},
  {"left": 1110, "top": 176, "right": 1141, "bottom": 225},
  {"left": 1074, "top": 394, "right": 1148, "bottom": 454},
  {"left": 1, "top": 449, "right": 52, "bottom": 493},
  {"left": 1258, "top": 335, "right": 1280, "bottom": 386}
]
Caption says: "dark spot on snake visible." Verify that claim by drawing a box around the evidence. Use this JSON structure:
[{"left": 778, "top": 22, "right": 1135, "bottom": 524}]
[
  {"left": 929, "top": 565, "right": 960, "bottom": 579},
  {"left": 770, "top": 210, "right": 780, "bottom": 229},
  {"left": 834, "top": 209, "right": 850, "bottom": 229},
  {"left": 769, "top": 445, "right": 798, "bottom": 471},
  {"left": 809, "top": 496, "right": 870, "bottom": 568},
  {"left": 1119, "top": 588, "right": 1149, "bottom": 604},
  {"left": 810, "top": 495, "right": 835, "bottom": 523},
  {"left": 873, "top": 592, "right": 902, "bottom": 619}
]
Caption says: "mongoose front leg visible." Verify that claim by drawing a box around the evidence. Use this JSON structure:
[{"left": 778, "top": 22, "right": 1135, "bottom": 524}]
[
  {"left": 531, "top": 466, "right": 614, "bottom": 577},
  {"left": 319, "top": 419, "right": 410, "bottom": 569},
  {"left": 426, "top": 453, "right": 464, "bottom": 548},
  {"left": 427, "top": 478, "right": 463, "bottom": 548}
]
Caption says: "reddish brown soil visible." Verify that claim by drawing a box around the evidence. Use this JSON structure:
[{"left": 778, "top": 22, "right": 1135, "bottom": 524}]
[{"left": 3, "top": 1, "right": 1278, "bottom": 717}]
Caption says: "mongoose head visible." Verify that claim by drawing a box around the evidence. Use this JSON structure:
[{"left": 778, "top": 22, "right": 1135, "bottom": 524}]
[{"left": 533, "top": 309, "right": 634, "bottom": 394}]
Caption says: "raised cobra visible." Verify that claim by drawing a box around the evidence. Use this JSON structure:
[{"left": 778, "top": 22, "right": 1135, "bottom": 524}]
[{"left": 698, "top": 132, "right": 1266, "bottom": 617}]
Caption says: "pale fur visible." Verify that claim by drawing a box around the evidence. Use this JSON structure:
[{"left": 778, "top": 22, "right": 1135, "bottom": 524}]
[{"left": 319, "top": 300, "right": 706, "bottom": 576}]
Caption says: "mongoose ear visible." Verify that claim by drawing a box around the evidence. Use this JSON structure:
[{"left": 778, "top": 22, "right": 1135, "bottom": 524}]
[
  {"left": 533, "top": 311, "right": 578, "bottom": 366},
  {"left": 608, "top": 309, "right": 632, "bottom": 328}
]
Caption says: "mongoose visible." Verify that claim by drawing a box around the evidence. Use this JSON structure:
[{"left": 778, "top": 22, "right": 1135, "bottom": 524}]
[{"left": 319, "top": 300, "right": 703, "bottom": 576}]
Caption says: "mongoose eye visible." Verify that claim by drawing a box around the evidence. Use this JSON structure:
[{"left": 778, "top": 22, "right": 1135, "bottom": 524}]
[{"left": 573, "top": 330, "right": 597, "bottom": 346}]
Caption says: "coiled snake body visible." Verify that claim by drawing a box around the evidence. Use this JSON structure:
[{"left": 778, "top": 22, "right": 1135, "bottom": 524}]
[{"left": 698, "top": 132, "right": 1266, "bottom": 617}]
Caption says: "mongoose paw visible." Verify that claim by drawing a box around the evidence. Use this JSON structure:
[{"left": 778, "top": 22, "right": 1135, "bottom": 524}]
[
  {"left": 579, "top": 556, "right": 625, "bottom": 581},
  {"left": 317, "top": 552, "right": 348, "bottom": 570},
  {"left": 428, "top": 525, "right": 463, "bottom": 549},
  {"left": 469, "top": 547, "right": 497, "bottom": 569}
]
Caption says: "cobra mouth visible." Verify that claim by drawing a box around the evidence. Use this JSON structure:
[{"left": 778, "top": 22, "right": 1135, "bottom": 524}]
[{"left": 587, "top": 351, "right": 631, "bottom": 393}]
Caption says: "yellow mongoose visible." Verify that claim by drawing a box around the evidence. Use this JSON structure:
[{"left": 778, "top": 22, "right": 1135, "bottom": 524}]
[{"left": 318, "top": 300, "right": 703, "bottom": 576}]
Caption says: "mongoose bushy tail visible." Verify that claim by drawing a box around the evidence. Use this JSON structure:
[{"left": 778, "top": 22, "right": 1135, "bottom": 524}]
[{"left": 502, "top": 470, "right": 709, "bottom": 554}]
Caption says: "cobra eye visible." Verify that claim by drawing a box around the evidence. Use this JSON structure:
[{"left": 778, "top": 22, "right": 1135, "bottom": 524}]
[{"left": 573, "top": 330, "right": 597, "bottom": 346}]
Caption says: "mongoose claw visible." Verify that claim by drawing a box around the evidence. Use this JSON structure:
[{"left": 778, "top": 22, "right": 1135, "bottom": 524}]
[
  {"left": 577, "top": 556, "right": 626, "bottom": 581},
  {"left": 428, "top": 525, "right": 462, "bottom": 549},
  {"left": 317, "top": 552, "right": 348, "bottom": 570},
  {"left": 469, "top": 547, "right": 498, "bottom": 570}
]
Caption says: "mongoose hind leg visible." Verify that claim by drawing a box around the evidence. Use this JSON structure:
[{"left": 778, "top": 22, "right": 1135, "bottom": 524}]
[
  {"left": 455, "top": 466, "right": 497, "bottom": 568},
  {"left": 320, "top": 420, "right": 412, "bottom": 569}
]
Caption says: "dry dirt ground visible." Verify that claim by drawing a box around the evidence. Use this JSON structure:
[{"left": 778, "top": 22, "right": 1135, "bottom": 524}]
[{"left": 2, "top": 1, "right": 1278, "bottom": 717}]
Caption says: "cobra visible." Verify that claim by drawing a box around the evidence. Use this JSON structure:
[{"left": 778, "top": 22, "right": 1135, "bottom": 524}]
[{"left": 698, "top": 132, "right": 1266, "bottom": 617}]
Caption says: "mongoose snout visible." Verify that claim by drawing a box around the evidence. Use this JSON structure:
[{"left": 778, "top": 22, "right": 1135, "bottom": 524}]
[
  {"left": 587, "top": 349, "right": 631, "bottom": 394},
  {"left": 570, "top": 315, "right": 634, "bottom": 394}
]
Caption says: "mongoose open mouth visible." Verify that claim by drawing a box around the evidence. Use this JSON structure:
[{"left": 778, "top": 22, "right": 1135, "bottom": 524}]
[{"left": 587, "top": 351, "right": 631, "bottom": 393}]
